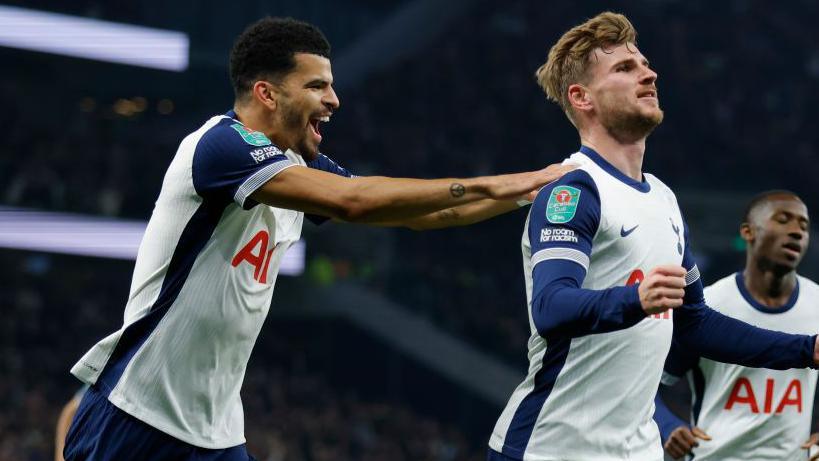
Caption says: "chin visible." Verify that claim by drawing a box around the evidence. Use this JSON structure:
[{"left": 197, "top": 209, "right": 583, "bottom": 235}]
[{"left": 294, "top": 144, "right": 320, "bottom": 161}]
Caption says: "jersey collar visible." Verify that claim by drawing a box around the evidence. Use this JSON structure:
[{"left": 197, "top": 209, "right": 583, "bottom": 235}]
[
  {"left": 579, "top": 146, "right": 651, "bottom": 193},
  {"left": 734, "top": 271, "right": 800, "bottom": 314}
]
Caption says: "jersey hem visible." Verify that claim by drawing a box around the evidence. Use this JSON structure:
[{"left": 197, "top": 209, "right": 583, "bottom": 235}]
[{"left": 107, "top": 391, "right": 246, "bottom": 450}]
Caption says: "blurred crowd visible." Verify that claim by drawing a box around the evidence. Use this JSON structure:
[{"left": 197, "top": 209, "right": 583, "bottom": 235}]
[
  {"left": 2, "top": 0, "right": 819, "bottom": 458},
  {"left": 0, "top": 252, "right": 482, "bottom": 461}
]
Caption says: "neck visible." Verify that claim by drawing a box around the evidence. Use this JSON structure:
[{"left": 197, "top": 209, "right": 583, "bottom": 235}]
[
  {"left": 233, "top": 101, "right": 289, "bottom": 149},
  {"left": 579, "top": 125, "right": 646, "bottom": 181},
  {"left": 742, "top": 260, "right": 797, "bottom": 309}
]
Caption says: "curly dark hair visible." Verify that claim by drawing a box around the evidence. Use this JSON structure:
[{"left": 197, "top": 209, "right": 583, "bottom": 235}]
[{"left": 229, "top": 17, "right": 331, "bottom": 98}]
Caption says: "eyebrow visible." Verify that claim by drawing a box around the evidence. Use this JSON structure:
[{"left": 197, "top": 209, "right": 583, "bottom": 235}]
[
  {"left": 610, "top": 56, "right": 650, "bottom": 69},
  {"left": 304, "top": 78, "right": 331, "bottom": 87}
]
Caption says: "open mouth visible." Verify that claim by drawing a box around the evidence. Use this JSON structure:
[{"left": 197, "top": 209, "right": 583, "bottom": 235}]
[
  {"left": 637, "top": 89, "right": 658, "bottom": 100},
  {"left": 309, "top": 115, "right": 330, "bottom": 141}
]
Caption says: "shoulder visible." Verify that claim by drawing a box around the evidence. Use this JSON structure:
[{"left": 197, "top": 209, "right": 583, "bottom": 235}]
[
  {"left": 533, "top": 169, "right": 599, "bottom": 204},
  {"left": 703, "top": 273, "right": 740, "bottom": 304},
  {"left": 797, "top": 274, "right": 819, "bottom": 294},
  {"left": 198, "top": 118, "right": 276, "bottom": 150},
  {"left": 530, "top": 168, "right": 601, "bottom": 233},
  {"left": 195, "top": 118, "right": 286, "bottom": 165},
  {"left": 643, "top": 173, "right": 677, "bottom": 198}
]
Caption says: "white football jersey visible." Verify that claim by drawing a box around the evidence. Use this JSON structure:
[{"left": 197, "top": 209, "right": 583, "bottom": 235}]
[
  {"left": 71, "top": 111, "right": 351, "bottom": 448},
  {"left": 664, "top": 273, "right": 819, "bottom": 461},
  {"left": 490, "top": 148, "right": 690, "bottom": 461}
]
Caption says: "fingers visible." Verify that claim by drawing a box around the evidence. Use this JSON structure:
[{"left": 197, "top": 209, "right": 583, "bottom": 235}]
[
  {"left": 664, "top": 436, "right": 692, "bottom": 459},
  {"left": 639, "top": 265, "right": 687, "bottom": 314},
  {"left": 664, "top": 427, "right": 700, "bottom": 459},
  {"left": 802, "top": 432, "right": 819, "bottom": 448},
  {"left": 692, "top": 427, "right": 712, "bottom": 441},
  {"left": 652, "top": 264, "right": 687, "bottom": 278}
]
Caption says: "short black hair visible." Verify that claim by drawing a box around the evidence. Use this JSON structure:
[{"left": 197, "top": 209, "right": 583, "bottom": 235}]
[
  {"left": 742, "top": 189, "right": 801, "bottom": 223},
  {"left": 229, "top": 17, "right": 331, "bottom": 98}
]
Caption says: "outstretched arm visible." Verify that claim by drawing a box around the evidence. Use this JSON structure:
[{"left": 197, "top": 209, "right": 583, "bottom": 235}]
[
  {"left": 373, "top": 198, "right": 519, "bottom": 230},
  {"left": 673, "top": 221, "right": 818, "bottom": 368},
  {"left": 251, "top": 163, "right": 574, "bottom": 224}
]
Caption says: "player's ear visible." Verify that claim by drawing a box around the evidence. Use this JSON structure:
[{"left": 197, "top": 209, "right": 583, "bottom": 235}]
[
  {"left": 739, "top": 222, "right": 754, "bottom": 245},
  {"left": 251, "top": 81, "right": 278, "bottom": 111},
  {"left": 568, "top": 83, "right": 593, "bottom": 114}
]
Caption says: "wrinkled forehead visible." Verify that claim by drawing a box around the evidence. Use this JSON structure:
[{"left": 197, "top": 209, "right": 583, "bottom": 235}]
[{"left": 588, "top": 42, "right": 645, "bottom": 71}]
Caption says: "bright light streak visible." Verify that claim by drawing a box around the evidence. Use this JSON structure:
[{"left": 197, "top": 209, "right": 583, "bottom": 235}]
[
  {"left": 0, "top": 208, "right": 305, "bottom": 275},
  {"left": 0, "top": 5, "right": 189, "bottom": 71}
]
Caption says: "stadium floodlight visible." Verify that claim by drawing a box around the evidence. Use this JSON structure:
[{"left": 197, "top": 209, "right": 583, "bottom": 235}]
[
  {"left": 0, "top": 5, "right": 189, "bottom": 71},
  {"left": 0, "top": 207, "right": 305, "bottom": 275}
]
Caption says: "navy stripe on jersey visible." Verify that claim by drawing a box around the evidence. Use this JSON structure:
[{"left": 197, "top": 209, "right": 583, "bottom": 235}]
[
  {"left": 736, "top": 271, "right": 800, "bottom": 314},
  {"left": 502, "top": 336, "right": 571, "bottom": 459},
  {"left": 487, "top": 448, "right": 519, "bottom": 460},
  {"left": 192, "top": 114, "right": 295, "bottom": 210},
  {"left": 653, "top": 394, "right": 688, "bottom": 443},
  {"left": 690, "top": 365, "right": 706, "bottom": 426},
  {"left": 579, "top": 145, "right": 650, "bottom": 193},
  {"left": 304, "top": 153, "right": 355, "bottom": 225},
  {"left": 527, "top": 171, "right": 644, "bottom": 338},
  {"left": 96, "top": 200, "right": 226, "bottom": 396}
]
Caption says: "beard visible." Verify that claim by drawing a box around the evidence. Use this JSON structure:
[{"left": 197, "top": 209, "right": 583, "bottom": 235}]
[
  {"left": 598, "top": 97, "right": 664, "bottom": 143},
  {"left": 278, "top": 97, "right": 319, "bottom": 160}
]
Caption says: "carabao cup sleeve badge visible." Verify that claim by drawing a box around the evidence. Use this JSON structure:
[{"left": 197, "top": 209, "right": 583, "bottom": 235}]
[
  {"left": 545, "top": 186, "right": 581, "bottom": 224},
  {"left": 230, "top": 123, "right": 272, "bottom": 147}
]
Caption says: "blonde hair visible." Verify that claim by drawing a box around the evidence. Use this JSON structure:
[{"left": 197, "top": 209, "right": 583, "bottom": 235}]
[{"left": 535, "top": 12, "right": 637, "bottom": 124}]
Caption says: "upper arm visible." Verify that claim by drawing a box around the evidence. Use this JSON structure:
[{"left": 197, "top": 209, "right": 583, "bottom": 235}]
[
  {"left": 192, "top": 121, "right": 296, "bottom": 209},
  {"left": 250, "top": 164, "right": 359, "bottom": 220},
  {"left": 529, "top": 170, "right": 601, "bottom": 295},
  {"left": 304, "top": 153, "right": 355, "bottom": 224}
]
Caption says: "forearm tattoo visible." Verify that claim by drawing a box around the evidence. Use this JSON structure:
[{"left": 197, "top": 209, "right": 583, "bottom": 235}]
[
  {"left": 437, "top": 208, "right": 459, "bottom": 221},
  {"left": 450, "top": 183, "right": 465, "bottom": 198}
]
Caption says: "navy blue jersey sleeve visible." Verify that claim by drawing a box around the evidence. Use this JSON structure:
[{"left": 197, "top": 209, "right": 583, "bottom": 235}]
[
  {"left": 304, "top": 153, "right": 355, "bottom": 225},
  {"left": 663, "top": 336, "right": 700, "bottom": 382},
  {"left": 529, "top": 170, "right": 645, "bottom": 340},
  {"left": 673, "top": 219, "right": 817, "bottom": 369},
  {"left": 653, "top": 394, "right": 689, "bottom": 443},
  {"left": 192, "top": 120, "right": 296, "bottom": 209}
]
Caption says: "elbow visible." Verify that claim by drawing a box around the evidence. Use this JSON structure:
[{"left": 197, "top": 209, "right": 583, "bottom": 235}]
[
  {"left": 531, "top": 291, "right": 558, "bottom": 337},
  {"left": 333, "top": 192, "right": 374, "bottom": 223}
]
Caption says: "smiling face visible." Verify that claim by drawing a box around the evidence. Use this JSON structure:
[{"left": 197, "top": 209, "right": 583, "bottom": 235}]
[
  {"left": 572, "top": 43, "right": 663, "bottom": 141},
  {"left": 271, "top": 53, "right": 339, "bottom": 160},
  {"left": 743, "top": 194, "right": 810, "bottom": 273}
]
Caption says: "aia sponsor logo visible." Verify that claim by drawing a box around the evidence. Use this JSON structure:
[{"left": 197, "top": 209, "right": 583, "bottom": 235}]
[
  {"left": 724, "top": 377, "right": 803, "bottom": 414},
  {"left": 626, "top": 269, "right": 669, "bottom": 320},
  {"left": 232, "top": 230, "right": 277, "bottom": 283}
]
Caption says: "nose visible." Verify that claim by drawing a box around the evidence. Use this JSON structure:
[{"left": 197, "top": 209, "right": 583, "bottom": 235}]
[
  {"left": 324, "top": 86, "right": 340, "bottom": 112},
  {"left": 639, "top": 64, "right": 658, "bottom": 86},
  {"left": 788, "top": 224, "right": 805, "bottom": 241}
]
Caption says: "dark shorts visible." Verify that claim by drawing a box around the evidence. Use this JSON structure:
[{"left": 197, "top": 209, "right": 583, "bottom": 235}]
[
  {"left": 487, "top": 448, "right": 520, "bottom": 461},
  {"left": 64, "top": 385, "right": 256, "bottom": 461}
]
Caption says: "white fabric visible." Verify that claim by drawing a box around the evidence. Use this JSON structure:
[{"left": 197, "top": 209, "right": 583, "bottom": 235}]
[
  {"left": 686, "top": 274, "right": 819, "bottom": 461},
  {"left": 71, "top": 115, "right": 305, "bottom": 448},
  {"left": 490, "top": 152, "right": 686, "bottom": 460}
]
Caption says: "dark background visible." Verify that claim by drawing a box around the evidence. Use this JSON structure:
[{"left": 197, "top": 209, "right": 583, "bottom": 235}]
[{"left": 2, "top": 1, "right": 818, "bottom": 459}]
